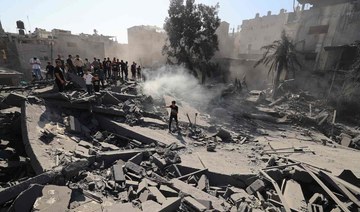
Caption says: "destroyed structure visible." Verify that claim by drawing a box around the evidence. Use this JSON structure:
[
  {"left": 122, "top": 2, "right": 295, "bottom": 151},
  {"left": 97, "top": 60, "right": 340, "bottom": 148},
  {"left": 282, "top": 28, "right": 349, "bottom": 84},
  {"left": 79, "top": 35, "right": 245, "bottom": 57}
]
[
  {"left": 0, "top": 67, "right": 359, "bottom": 211},
  {"left": 0, "top": 0, "right": 360, "bottom": 211}
]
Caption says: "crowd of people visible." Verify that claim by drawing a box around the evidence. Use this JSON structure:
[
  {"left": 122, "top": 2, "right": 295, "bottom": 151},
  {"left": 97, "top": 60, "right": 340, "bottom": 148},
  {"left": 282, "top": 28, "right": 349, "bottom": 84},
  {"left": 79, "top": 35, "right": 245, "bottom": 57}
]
[{"left": 30, "top": 54, "right": 143, "bottom": 94}]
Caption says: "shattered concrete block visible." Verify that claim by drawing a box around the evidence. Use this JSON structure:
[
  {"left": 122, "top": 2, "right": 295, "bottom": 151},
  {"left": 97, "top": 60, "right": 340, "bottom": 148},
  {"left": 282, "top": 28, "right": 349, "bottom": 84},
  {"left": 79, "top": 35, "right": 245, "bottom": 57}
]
[
  {"left": 197, "top": 174, "right": 209, "bottom": 191},
  {"left": 62, "top": 159, "right": 89, "bottom": 179},
  {"left": 184, "top": 196, "right": 207, "bottom": 211},
  {"left": 148, "top": 186, "right": 166, "bottom": 204},
  {"left": 170, "top": 178, "right": 229, "bottom": 211},
  {"left": 33, "top": 185, "right": 72, "bottom": 211},
  {"left": 340, "top": 133, "right": 352, "bottom": 147},
  {"left": 125, "top": 161, "right": 146, "bottom": 176},
  {"left": 159, "top": 197, "right": 181, "bottom": 212},
  {"left": 137, "top": 179, "right": 149, "bottom": 194},
  {"left": 151, "top": 153, "right": 167, "bottom": 169},
  {"left": 245, "top": 179, "right": 265, "bottom": 195},
  {"left": 126, "top": 180, "right": 139, "bottom": 189},
  {"left": 97, "top": 148, "right": 155, "bottom": 165},
  {"left": 112, "top": 163, "right": 125, "bottom": 183},
  {"left": 142, "top": 200, "right": 162, "bottom": 212},
  {"left": 69, "top": 116, "right": 82, "bottom": 133},
  {"left": 159, "top": 185, "right": 178, "bottom": 198},
  {"left": 139, "top": 190, "right": 156, "bottom": 203}
]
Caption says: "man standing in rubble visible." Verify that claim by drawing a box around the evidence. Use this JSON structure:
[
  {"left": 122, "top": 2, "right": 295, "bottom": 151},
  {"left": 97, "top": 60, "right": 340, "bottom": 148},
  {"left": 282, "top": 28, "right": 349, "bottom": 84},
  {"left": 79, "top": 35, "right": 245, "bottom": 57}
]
[
  {"left": 66, "top": 55, "right": 75, "bottom": 73},
  {"left": 54, "top": 59, "right": 66, "bottom": 92},
  {"left": 29, "top": 57, "right": 42, "bottom": 80},
  {"left": 74, "top": 55, "right": 84, "bottom": 77},
  {"left": 165, "top": 101, "right": 179, "bottom": 132}
]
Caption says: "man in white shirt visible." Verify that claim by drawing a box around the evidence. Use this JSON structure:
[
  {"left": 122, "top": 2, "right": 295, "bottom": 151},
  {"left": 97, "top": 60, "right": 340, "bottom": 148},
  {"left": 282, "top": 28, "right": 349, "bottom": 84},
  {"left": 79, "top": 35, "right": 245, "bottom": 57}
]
[
  {"left": 83, "top": 70, "right": 94, "bottom": 95},
  {"left": 29, "top": 57, "right": 42, "bottom": 80}
]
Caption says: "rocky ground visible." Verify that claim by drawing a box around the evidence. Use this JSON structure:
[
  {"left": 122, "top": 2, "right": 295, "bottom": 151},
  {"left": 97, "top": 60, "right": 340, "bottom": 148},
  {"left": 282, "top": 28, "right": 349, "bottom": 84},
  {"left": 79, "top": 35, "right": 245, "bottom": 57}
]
[{"left": 0, "top": 76, "right": 359, "bottom": 212}]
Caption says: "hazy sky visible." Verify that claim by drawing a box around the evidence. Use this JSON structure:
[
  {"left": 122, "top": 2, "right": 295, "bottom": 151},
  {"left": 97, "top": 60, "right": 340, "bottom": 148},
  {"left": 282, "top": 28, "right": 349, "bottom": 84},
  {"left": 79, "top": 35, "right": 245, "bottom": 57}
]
[{"left": 0, "top": 0, "right": 298, "bottom": 43}]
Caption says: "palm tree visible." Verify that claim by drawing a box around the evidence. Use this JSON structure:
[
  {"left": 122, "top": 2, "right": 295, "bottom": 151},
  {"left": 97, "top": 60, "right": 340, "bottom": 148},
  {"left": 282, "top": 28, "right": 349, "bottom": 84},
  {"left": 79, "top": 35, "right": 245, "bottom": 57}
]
[{"left": 254, "top": 30, "right": 300, "bottom": 98}]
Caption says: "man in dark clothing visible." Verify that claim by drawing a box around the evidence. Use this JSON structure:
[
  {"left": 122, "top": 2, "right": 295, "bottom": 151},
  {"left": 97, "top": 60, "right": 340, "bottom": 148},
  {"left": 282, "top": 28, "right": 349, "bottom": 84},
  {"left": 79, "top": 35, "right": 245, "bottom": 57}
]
[
  {"left": 93, "top": 74, "right": 100, "bottom": 92},
  {"left": 120, "top": 60, "right": 125, "bottom": 80},
  {"left": 165, "top": 101, "right": 179, "bottom": 132},
  {"left": 111, "top": 58, "right": 119, "bottom": 81},
  {"left": 55, "top": 55, "right": 65, "bottom": 70},
  {"left": 66, "top": 55, "right": 75, "bottom": 73},
  {"left": 45, "top": 61, "right": 54, "bottom": 80},
  {"left": 92, "top": 57, "right": 100, "bottom": 71},
  {"left": 105, "top": 57, "right": 112, "bottom": 79},
  {"left": 131, "top": 62, "right": 137, "bottom": 80},
  {"left": 54, "top": 60, "right": 66, "bottom": 92},
  {"left": 102, "top": 58, "right": 106, "bottom": 75},
  {"left": 125, "top": 61, "right": 129, "bottom": 80}
]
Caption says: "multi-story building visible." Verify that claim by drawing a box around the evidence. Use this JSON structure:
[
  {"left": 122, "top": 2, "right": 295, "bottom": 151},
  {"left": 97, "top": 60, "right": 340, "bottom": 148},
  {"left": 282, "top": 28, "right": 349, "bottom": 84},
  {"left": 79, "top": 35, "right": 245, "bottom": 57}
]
[
  {"left": 237, "top": 9, "right": 300, "bottom": 59},
  {"left": 127, "top": 25, "right": 167, "bottom": 68}
]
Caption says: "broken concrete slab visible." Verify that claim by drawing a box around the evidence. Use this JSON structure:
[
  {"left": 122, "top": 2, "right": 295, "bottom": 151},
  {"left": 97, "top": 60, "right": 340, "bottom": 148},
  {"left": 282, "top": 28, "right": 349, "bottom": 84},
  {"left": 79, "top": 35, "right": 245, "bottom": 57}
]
[
  {"left": 2, "top": 92, "right": 27, "bottom": 107},
  {"left": 0, "top": 169, "right": 58, "bottom": 205},
  {"left": 141, "top": 200, "right": 162, "bottom": 212},
  {"left": 8, "top": 184, "right": 44, "bottom": 212},
  {"left": 97, "top": 148, "right": 155, "bottom": 165},
  {"left": 158, "top": 197, "right": 181, "bottom": 212},
  {"left": 183, "top": 196, "right": 207, "bottom": 211},
  {"left": 96, "top": 115, "right": 186, "bottom": 147},
  {"left": 21, "top": 102, "right": 78, "bottom": 174},
  {"left": 283, "top": 179, "right": 306, "bottom": 211},
  {"left": 245, "top": 179, "right": 265, "bottom": 195},
  {"left": 170, "top": 178, "right": 229, "bottom": 211},
  {"left": 33, "top": 185, "right": 72, "bottom": 211},
  {"left": 112, "top": 162, "right": 125, "bottom": 183},
  {"left": 340, "top": 133, "right": 352, "bottom": 147},
  {"left": 159, "top": 185, "right": 178, "bottom": 198},
  {"left": 197, "top": 174, "right": 209, "bottom": 191},
  {"left": 125, "top": 161, "right": 146, "bottom": 176},
  {"left": 148, "top": 186, "right": 166, "bottom": 204}
]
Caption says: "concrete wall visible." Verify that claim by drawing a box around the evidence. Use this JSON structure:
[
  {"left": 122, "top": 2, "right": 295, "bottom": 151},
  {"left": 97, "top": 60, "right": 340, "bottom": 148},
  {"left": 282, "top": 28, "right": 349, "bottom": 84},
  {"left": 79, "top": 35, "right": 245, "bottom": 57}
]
[
  {"left": 238, "top": 10, "right": 293, "bottom": 57},
  {"left": 295, "top": 2, "right": 360, "bottom": 71}
]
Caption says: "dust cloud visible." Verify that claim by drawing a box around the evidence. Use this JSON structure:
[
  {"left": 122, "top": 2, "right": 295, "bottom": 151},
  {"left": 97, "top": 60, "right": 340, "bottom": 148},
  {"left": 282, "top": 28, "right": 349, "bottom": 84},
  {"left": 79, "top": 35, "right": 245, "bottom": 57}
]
[{"left": 142, "top": 65, "right": 222, "bottom": 108}]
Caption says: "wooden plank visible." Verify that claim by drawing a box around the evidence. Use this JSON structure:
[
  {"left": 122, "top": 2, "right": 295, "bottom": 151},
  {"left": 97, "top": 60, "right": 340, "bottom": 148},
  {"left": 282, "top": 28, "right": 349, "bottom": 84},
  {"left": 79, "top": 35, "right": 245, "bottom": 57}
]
[
  {"left": 300, "top": 165, "right": 350, "bottom": 212},
  {"left": 260, "top": 170, "right": 291, "bottom": 212}
]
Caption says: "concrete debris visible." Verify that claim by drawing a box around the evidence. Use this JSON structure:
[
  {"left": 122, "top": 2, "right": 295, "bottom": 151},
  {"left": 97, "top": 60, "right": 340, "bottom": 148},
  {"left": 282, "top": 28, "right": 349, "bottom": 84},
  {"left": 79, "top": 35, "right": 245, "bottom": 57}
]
[{"left": 0, "top": 79, "right": 359, "bottom": 212}]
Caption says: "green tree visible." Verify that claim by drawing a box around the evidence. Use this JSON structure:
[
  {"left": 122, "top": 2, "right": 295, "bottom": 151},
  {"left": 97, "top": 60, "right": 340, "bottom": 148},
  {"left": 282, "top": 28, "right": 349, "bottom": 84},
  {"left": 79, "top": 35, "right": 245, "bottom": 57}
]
[
  {"left": 254, "top": 30, "right": 300, "bottom": 98},
  {"left": 163, "top": 0, "right": 220, "bottom": 83}
]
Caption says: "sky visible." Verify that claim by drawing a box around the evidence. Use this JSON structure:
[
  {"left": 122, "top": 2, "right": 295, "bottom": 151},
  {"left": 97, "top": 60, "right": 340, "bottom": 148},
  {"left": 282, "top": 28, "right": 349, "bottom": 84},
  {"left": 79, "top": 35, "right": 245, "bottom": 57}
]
[{"left": 0, "top": 0, "right": 297, "bottom": 43}]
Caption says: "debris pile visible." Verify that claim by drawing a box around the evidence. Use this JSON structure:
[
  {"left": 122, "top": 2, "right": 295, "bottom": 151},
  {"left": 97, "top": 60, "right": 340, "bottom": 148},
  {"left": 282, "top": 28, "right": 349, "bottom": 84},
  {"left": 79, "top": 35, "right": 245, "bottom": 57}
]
[{"left": 0, "top": 81, "right": 359, "bottom": 211}]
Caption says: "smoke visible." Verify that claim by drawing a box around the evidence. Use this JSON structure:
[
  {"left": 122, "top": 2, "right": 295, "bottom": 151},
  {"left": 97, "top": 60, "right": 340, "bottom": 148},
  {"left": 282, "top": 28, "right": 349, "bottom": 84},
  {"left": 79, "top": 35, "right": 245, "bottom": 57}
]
[{"left": 142, "top": 65, "right": 221, "bottom": 108}]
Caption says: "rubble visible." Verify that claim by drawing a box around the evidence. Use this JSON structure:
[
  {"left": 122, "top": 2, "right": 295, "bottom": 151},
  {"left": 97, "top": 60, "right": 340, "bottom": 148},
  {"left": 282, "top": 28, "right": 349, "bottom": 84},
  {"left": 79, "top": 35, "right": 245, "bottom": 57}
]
[{"left": 0, "top": 80, "right": 359, "bottom": 212}]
